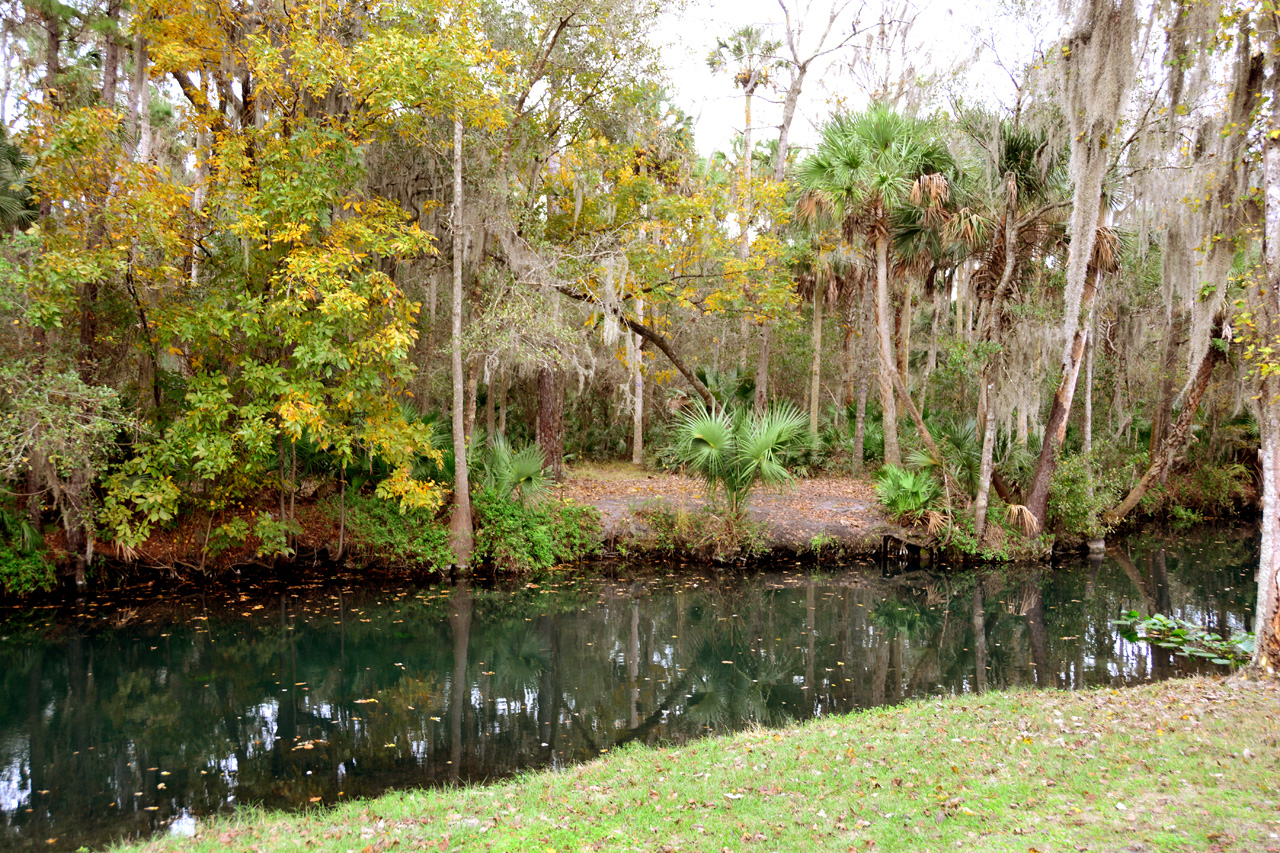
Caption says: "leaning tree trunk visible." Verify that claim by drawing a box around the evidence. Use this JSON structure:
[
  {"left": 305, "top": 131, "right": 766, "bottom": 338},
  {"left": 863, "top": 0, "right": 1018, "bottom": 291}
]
[
  {"left": 1024, "top": 269, "right": 1102, "bottom": 532},
  {"left": 874, "top": 232, "right": 901, "bottom": 467},
  {"left": 1103, "top": 347, "right": 1219, "bottom": 526},
  {"left": 448, "top": 118, "right": 473, "bottom": 568}
]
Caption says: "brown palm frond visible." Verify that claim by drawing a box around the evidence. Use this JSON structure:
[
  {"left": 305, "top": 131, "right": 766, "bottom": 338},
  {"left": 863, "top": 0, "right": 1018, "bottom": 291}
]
[
  {"left": 1007, "top": 504, "right": 1038, "bottom": 536},
  {"left": 1089, "top": 226, "right": 1121, "bottom": 275},
  {"left": 924, "top": 509, "right": 949, "bottom": 538},
  {"left": 794, "top": 190, "right": 830, "bottom": 229},
  {"left": 117, "top": 543, "right": 140, "bottom": 563},
  {"left": 910, "top": 172, "right": 950, "bottom": 207}
]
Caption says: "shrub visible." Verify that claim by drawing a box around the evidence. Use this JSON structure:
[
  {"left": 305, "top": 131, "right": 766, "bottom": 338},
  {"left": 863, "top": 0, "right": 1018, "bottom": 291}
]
[
  {"left": 0, "top": 507, "right": 53, "bottom": 597},
  {"left": 329, "top": 493, "right": 454, "bottom": 570},
  {"left": 634, "top": 501, "right": 770, "bottom": 563},
  {"left": 473, "top": 490, "right": 601, "bottom": 573},
  {"left": 670, "top": 404, "right": 807, "bottom": 515},
  {"left": 875, "top": 464, "right": 941, "bottom": 523},
  {"left": 1046, "top": 453, "right": 1124, "bottom": 540}
]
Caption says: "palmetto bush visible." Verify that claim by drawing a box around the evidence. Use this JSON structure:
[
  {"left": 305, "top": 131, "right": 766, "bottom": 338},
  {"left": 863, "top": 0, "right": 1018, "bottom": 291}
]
[
  {"left": 875, "top": 464, "right": 941, "bottom": 522},
  {"left": 672, "top": 404, "right": 807, "bottom": 515},
  {"left": 476, "top": 434, "right": 550, "bottom": 505}
]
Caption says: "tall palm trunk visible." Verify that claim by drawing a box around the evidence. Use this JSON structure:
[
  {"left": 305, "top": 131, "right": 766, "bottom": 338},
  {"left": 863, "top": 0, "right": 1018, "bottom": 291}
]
[{"left": 874, "top": 232, "right": 901, "bottom": 467}]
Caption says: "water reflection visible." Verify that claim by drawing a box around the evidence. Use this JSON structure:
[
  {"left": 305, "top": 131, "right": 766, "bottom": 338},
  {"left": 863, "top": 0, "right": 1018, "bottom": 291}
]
[{"left": 0, "top": 525, "right": 1258, "bottom": 851}]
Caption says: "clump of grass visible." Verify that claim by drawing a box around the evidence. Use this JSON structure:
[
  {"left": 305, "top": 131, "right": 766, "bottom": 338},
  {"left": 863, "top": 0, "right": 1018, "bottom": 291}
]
[{"left": 121, "top": 677, "right": 1279, "bottom": 853}]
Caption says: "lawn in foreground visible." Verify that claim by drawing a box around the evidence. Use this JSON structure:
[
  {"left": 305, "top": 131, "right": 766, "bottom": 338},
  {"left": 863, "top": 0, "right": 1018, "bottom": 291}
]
[{"left": 121, "top": 677, "right": 1279, "bottom": 852}]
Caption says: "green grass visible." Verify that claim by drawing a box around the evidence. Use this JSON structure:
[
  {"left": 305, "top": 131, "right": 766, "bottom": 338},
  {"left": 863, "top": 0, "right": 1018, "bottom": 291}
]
[{"left": 120, "top": 677, "right": 1279, "bottom": 852}]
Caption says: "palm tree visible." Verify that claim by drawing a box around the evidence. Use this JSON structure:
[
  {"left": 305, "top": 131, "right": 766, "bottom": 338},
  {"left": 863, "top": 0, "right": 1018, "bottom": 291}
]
[
  {"left": 0, "top": 128, "right": 35, "bottom": 232},
  {"left": 798, "top": 105, "right": 953, "bottom": 468},
  {"left": 709, "top": 26, "right": 782, "bottom": 412},
  {"left": 673, "top": 404, "right": 806, "bottom": 515}
]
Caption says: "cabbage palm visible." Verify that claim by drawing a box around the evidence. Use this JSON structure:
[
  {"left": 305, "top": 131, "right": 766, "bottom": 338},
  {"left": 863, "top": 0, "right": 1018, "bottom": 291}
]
[
  {"left": 0, "top": 128, "right": 34, "bottom": 232},
  {"left": 798, "top": 105, "right": 953, "bottom": 468},
  {"left": 674, "top": 404, "right": 807, "bottom": 515}
]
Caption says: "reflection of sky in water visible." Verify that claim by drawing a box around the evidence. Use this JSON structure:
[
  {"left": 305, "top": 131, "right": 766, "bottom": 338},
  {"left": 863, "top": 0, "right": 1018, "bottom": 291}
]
[
  {"left": 1, "top": 740, "right": 31, "bottom": 813},
  {"left": 0, "top": 526, "right": 1259, "bottom": 852}
]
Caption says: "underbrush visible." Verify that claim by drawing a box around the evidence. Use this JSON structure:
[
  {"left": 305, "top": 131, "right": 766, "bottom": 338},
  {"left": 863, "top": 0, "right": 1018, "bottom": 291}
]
[
  {"left": 330, "top": 490, "right": 601, "bottom": 574},
  {"left": 0, "top": 505, "right": 53, "bottom": 597},
  {"left": 472, "top": 489, "right": 601, "bottom": 572},
  {"left": 633, "top": 500, "right": 770, "bottom": 563},
  {"left": 328, "top": 492, "right": 455, "bottom": 570}
]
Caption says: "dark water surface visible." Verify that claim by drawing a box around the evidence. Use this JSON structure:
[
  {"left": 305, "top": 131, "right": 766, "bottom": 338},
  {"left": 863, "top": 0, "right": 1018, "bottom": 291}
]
[{"left": 0, "top": 526, "right": 1258, "bottom": 851}]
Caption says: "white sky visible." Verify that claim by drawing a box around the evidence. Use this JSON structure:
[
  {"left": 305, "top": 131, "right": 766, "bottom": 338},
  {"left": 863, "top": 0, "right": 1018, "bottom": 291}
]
[{"left": 653, "top": 0, "right": 1057, "bottom": 158}]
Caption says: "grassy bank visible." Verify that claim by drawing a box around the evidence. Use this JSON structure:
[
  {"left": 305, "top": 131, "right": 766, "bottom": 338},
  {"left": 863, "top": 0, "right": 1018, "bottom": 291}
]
[{"left": 120, "top": 677, "right": 1279, "bottom": 853}]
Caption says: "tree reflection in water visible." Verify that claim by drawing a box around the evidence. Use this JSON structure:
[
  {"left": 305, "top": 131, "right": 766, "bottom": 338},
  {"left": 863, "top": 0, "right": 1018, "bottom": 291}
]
[{"left": 0, "top": 525, "right": 1258, "bottom": 851}]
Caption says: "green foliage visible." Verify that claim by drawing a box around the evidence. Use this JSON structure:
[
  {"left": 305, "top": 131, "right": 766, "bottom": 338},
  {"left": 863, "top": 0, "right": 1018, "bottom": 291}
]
[
  {"left": 252, "top": 513, "right": 299, "bottom": 559},
  {"left": 475, "top": 434, "right": 550, "bottom": 505},
  {"left": 327, "top": 492, "right": 454, "bottom": 570},
  {"left": 473, "top": 490, "right": 601, "bottom": 574},
  {"left": 875, "top": 464, "right": 940, "bottom": 523},
  {"left": 908, "top": 416, "right": 981, "bottom": 498},
  {"left": 0, "top": 506, "right": 53, "bottom": 597},
  {"left": 634, "top": 501, "right": 770, "bottom": 563},
  {"left": 1113, "top": 610, "right": 1254, "bottom": 667},
  {"left": 670, "top": 404, "right": 807, "bottom": 514},
  {"left": 1046, "top": 453, "right": 1124, "bottom": 539}
]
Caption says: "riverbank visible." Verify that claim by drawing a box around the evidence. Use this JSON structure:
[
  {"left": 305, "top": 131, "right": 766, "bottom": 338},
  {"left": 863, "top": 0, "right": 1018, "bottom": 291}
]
[
  {"left": 116, "top": 676, "right": 1278, "bottom": 852},
  {"left": 41, "top": 464, "right": 901, "bottom": 584},
  {"left": 558, "top": 462, "right": 903, "bottom": 555}
]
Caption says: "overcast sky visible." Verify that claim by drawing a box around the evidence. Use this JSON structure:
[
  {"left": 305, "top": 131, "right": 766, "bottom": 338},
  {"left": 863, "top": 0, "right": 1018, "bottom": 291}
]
[{"left": 653, "top": 0, "right": 1055, "bottom": 158}]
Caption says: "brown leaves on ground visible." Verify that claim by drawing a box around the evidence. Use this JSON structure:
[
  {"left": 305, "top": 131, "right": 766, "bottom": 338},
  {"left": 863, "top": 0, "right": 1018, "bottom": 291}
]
[{"left": 558, "top": 463, "right": 897, "bottom": 552}]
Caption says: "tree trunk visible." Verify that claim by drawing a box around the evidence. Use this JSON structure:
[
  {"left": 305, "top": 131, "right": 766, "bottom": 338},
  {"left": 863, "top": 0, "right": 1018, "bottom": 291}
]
[
  {"left": 101, "top": 1, "right": 120, "bottom": 106},
  {"left": 484, "top": 374, "right": 496, "bottom": 440},
  {"left": 1253, "top": 389, "right": 1280, "bottom": 674},
  {"left": 808, "top": 294, "right": 824, "bottom": 436},
  {"left": 874, "top": 233, "right": 901, "bottom": 467},
  {"left": 1083, "top": 317, "right": 1095, "bottom": 457},
  {"left": 497, "top": 363, "right": 508, "bottom": 436},
  {"left": 973, "top": 372, "right": 998, "bottom": 543},
  {"left": 754, "top": 322, "right": 771, "bottom": 413},
  {"left": 537, "top": 367, "right": 563, "bottom": 480},
  {"left": 895, "top": 277, "right": 912, "bottom": 384},
  {"left": 448, "top": 118, "right": 473, "bottom": 568},
  {"left": 464, "top": 358, "right": 479, "bottom": 442},
  {"left": 632, "top": 299, "right": 645, "bottom": 465},
  {"left": 1103, "top": 347, "right": 1220, "bottom": 526},
  {"left": 1023, "top": 269, "right": 1102, "bottom": 533},
  {"left": 852, "top": 377, "right": 868, "bottom": 470}
]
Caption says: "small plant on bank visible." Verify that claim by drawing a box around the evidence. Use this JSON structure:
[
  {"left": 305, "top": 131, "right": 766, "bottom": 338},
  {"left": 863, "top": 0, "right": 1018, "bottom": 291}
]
[
  {"left": 1113, "top": 610, "right": 1255, "bottom": 666},
  {"left": 0, "top": 505, "right": 53, "bottom": 597},
  {"left": 875, "top": 464, "right": 940, "bottom": 523},
  {"left": 634, "top": 501, "right": 770, "bottom": 563}
]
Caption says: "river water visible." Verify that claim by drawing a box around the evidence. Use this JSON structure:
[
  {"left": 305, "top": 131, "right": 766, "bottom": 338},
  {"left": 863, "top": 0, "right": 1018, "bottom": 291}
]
[{"left": 0, "top": 525, "right": 1258, "bottom": 851}]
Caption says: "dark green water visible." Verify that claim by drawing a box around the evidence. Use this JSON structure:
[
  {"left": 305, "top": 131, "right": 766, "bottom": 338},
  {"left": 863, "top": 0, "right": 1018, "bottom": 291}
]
[{"left": 0, "top": 526, "right": 1258, "bottom": 851}]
